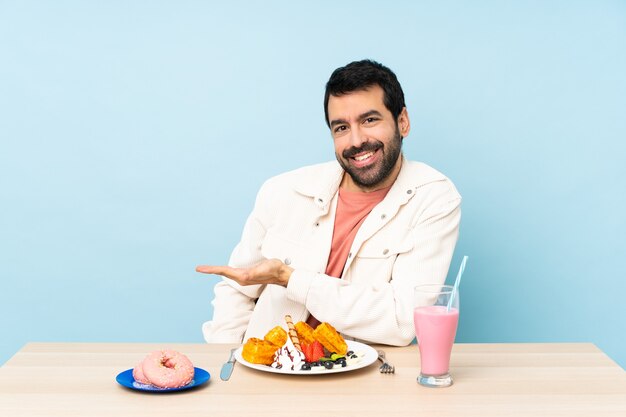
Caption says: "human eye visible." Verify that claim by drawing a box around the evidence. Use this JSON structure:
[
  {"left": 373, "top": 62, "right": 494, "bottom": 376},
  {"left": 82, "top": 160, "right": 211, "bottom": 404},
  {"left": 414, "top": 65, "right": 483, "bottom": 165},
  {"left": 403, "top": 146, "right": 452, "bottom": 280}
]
[
  {"left": 363, "top": 117, "right": 379, "bottom": 124},
  {"left": 333, "top": 125, "right": 348, "bottom": 134}
]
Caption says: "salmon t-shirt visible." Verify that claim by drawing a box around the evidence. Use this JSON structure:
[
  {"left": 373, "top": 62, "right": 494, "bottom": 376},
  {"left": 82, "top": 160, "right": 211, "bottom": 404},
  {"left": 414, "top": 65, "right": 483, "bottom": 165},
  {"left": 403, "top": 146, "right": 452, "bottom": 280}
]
[{"left": 306, "top": 185, "right": 392, "bottom": 328}]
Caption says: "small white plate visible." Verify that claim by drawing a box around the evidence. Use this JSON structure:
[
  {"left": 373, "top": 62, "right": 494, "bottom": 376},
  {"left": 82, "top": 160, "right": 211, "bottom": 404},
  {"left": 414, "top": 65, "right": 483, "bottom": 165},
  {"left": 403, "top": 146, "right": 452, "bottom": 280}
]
[{"left": 234, "top": 340, "right": 377, "bottom": 375}]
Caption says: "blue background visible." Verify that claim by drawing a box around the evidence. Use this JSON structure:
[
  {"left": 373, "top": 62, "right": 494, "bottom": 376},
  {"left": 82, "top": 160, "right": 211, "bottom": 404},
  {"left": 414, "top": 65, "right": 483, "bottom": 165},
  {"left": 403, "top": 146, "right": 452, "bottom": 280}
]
[{"left": 1, "top": 1, "right": 625, "bottom": 368}]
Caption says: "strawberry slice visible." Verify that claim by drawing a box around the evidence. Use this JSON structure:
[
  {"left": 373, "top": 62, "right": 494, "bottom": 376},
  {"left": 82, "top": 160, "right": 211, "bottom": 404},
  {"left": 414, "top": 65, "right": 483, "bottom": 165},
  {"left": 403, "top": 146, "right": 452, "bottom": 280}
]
[
  {"left": 310, "top": 341, "right": 325, "bottom": 362},
  {"left": 300, "top": 342, "right": 313, "bottom": 362}
]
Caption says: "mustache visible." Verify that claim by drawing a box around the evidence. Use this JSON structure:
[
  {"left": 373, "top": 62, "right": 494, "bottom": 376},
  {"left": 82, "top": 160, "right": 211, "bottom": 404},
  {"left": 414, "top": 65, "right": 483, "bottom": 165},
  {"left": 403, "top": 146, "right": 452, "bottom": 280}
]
[{"left": 342, "top": 141, "right": 383, "bottom": 159}]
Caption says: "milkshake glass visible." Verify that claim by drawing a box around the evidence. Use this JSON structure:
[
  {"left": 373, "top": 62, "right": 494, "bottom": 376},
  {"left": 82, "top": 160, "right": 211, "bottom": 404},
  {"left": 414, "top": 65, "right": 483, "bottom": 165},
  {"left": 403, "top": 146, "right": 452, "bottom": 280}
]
[{"left": 413, "top": 284, "right": 459, "bottom": 387}]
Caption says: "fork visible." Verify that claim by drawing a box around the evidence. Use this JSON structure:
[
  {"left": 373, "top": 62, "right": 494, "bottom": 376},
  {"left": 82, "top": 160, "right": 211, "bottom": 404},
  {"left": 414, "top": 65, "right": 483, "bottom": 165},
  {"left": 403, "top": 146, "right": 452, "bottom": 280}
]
[{"left": 377, "top": 350, "right": 395, "bottom": 374}]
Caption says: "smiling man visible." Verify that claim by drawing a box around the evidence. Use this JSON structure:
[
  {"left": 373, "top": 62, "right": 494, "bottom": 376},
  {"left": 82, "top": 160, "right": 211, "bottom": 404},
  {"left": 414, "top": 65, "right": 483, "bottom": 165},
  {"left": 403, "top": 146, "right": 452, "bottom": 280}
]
[{"left": 197, "top": 60, "right": 461, "bottom": 345}]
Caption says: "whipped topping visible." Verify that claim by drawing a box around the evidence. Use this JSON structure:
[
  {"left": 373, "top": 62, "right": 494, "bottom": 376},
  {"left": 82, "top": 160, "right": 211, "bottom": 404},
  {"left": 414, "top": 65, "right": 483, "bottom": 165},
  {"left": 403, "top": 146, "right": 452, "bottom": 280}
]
[{"left": 270, "top": 336, "right": 305, "bottom": 371}]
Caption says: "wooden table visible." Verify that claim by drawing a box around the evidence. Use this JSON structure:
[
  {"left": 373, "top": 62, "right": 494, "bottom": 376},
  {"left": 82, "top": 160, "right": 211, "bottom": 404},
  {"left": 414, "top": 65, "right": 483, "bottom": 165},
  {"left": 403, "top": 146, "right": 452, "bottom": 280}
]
[{"left": 1, "top": 342, "right": 625, "bottom": 416}]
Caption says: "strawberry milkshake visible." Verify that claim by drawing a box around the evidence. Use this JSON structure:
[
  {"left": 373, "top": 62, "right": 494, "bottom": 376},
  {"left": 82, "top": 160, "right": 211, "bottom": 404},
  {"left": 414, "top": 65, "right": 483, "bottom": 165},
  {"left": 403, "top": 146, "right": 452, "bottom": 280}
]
[{"left": 413, "top": 284, "right": 459, "bottom": 387}]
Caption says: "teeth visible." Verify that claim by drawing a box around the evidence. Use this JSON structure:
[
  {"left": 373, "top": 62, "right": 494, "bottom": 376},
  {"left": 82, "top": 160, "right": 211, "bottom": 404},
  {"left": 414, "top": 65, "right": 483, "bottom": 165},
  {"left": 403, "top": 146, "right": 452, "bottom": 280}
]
[{"left": 354, "top": 152, "right": 374, "bottom": 161}]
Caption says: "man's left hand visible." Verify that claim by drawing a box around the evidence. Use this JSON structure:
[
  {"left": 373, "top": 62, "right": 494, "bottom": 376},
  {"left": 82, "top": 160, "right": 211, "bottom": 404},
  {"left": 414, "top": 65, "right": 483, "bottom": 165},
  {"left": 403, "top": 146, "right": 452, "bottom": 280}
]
[{"left": 195, "top": 258, "right": 294, "bottom": 287}]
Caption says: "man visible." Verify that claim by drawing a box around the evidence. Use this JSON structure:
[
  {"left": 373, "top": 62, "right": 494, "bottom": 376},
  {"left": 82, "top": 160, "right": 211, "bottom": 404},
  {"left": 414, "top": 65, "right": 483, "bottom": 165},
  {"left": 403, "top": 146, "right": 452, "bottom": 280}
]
[{"left": 197, "top": 59, "right": 461, "bottom": 346}]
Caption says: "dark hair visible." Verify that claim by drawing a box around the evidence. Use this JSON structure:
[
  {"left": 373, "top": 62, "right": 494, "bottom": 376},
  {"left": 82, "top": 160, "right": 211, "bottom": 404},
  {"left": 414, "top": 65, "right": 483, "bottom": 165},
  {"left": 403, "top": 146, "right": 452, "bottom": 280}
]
[{"left": 324, "top": 59, "right": 406, "bottom": 127}]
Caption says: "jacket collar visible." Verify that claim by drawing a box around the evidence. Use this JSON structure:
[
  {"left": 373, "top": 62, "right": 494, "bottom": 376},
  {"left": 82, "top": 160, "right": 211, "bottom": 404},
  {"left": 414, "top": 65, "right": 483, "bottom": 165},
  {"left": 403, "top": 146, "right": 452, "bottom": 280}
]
[
  {"left": 383, "top": 155, "right": 448, "bottom": 207},
  {"left": 293, "top": 161, "right": 344, "bottom": 211}
]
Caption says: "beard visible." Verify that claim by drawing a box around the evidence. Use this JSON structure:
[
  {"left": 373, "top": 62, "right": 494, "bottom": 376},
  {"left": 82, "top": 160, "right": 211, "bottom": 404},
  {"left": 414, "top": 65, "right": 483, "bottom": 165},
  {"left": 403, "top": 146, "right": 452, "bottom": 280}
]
[{"left": 336, "top": 126, "right": 403, "bottom": 189}]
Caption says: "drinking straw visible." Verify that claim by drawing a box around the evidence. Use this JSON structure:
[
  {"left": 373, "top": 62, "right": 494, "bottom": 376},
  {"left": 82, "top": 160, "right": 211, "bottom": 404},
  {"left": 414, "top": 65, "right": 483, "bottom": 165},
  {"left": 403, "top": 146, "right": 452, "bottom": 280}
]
[{"left": 447, "top": 255, "right": 468, "bottom": 311}]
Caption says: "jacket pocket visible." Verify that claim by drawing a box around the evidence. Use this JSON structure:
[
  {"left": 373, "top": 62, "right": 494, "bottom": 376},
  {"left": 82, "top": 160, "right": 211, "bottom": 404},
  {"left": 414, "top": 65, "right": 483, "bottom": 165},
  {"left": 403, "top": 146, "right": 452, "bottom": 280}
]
[
  {"left": 356, "top": 240, "right": 414, "bottom": 259},
  {"left": 347, "top": 239, "right": 414, "bottom": 284},
  {"left": 260, "top": 230, "right": 321, "bottom": 271}
]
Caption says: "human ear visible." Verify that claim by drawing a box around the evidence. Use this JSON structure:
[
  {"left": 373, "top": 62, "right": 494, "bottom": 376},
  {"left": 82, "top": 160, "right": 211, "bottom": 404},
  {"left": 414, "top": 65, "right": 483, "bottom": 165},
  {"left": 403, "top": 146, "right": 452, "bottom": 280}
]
[{"left": 398, "top": 107, "right": 410, "bottom": 137}]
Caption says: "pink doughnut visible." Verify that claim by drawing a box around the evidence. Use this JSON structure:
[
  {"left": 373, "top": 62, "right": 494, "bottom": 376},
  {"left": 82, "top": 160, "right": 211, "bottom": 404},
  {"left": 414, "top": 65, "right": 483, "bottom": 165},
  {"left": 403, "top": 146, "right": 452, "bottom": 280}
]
[
  {"left": 141, "top": 350, "right": 194, "bottom": 388},
  {"left": 132, "top": 361, "right": 151, "bottom": 385}
]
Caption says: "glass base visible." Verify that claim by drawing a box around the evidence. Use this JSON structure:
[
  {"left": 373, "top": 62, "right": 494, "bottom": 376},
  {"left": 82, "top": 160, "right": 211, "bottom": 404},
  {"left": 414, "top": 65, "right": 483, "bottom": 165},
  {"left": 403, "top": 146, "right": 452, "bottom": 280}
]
[{"left": 417, "top": 372, "right": 453, "bottom": 387}]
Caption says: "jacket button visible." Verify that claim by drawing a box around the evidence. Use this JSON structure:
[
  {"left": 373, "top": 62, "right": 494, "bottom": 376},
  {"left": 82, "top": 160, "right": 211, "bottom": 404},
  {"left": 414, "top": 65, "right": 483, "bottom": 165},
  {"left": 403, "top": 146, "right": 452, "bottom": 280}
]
[
  {"left": 381, "top": 214, "right": 387, "bottom": 220},
  {"left": 383, "top": 249, "right": 389, "bottom": 255},
  {"left": 284, "top": 258, "right": 291, "bottom": 265},
  {"left": 407, "top": 189, "right": 413, "bottom": 194},
  {"left": 314, "top": 222, "right": 320, "bottom": 227},
  {"left": 348, "top": 252, "right": 352, "bottom": 258}
]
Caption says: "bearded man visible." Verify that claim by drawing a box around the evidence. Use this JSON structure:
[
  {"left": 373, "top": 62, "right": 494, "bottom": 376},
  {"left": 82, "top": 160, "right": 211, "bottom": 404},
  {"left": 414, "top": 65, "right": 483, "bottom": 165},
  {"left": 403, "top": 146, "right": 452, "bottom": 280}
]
[{"left": 197, "top": 59, "right": 462, "bottom": 346}]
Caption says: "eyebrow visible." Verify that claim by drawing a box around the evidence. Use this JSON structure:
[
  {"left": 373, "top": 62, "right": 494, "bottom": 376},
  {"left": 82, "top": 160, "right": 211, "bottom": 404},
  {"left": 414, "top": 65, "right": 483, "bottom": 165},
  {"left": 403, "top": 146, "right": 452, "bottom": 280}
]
[
  {"left": 329, "top": 110, "right": 384, "bottom": 128},
  {"left": 359, "top": 110, "right": 383, "bottom": 120}
]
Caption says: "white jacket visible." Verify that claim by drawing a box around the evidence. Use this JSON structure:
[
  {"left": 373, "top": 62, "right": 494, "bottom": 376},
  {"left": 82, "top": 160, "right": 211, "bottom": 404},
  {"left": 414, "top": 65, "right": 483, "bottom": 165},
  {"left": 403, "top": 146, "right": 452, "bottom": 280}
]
[{"left": 203, "top": 157, "right": 462, "bottom": 346}]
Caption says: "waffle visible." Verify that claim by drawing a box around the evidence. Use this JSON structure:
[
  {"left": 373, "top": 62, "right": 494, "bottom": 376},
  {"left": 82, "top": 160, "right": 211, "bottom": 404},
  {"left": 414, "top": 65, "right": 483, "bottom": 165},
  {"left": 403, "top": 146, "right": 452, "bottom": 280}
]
[
  {"left": 263, "top": 325, "right": 287, "bottom": 347},
  {"left": 241, "top": 337, "right": 279, "bottom": 365},
  {"left": 313, "top": 322, "right": 348, "bottom": 355},
  {"left": 294, "top": 321, "right": 316, "bottom": 345}
]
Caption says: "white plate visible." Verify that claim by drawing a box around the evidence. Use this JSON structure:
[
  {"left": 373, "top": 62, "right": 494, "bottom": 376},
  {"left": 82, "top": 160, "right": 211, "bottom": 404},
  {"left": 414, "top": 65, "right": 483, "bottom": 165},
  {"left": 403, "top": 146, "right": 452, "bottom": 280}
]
[{"left": 234, "top": 340, "right": 378, "bottom": 375}]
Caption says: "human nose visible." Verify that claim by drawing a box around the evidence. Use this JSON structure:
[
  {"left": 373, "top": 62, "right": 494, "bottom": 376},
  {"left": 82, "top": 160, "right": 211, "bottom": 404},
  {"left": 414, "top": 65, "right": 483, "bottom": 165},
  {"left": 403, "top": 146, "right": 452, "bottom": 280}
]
[{"left": 347, "top": 125, "right": 367, "bottom": 148}]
